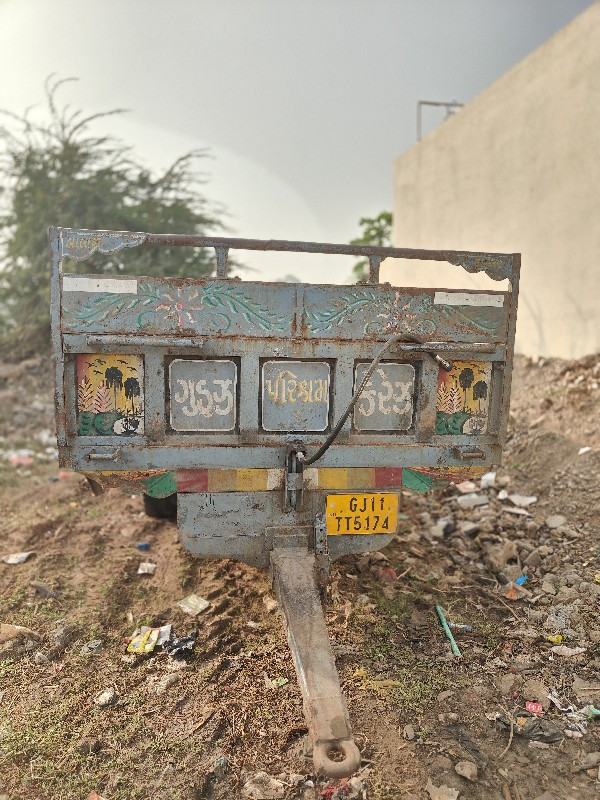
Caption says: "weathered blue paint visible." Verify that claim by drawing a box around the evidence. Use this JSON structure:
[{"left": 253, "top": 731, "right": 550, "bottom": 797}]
[
  {"left": 50, "top": 227, "right": 520, "bottom": 779},
  {"left": 61, "top": 277, "right": 509, "bottom": 343}
]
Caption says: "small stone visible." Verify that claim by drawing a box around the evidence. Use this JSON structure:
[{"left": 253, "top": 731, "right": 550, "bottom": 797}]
[
  {"left": 33, "top": 650, "right": 50, "bottom": 664},
  {"left": 545, "top": 515, "right": 566, "bottom": 529},
  {"left": 425, "top": 779, "right": 459, "bottom": 800},
  {"left": 480, "top": 471, "right": 496, "bottom": 489},
  {"left": 456, "top": 494, "right": 488, "bottom": 510},
  {"left": 94, "top": 687, "right": 117, "bottom": 707},
  {"left": 52, "top": 624, "right": 77, "bottom": 652},
  {"left": 242, "top": 771, "right": 284, "bottom": 799},
  {"left": 81, "top": 640, "right": 103, "bottom": 656},
  {"left": 454, "top": 760, "right": 478, "bottom": 782},
  {"left": 537, "top": 545, "right": 552, "bottom": 557},
  {"left": 456, "top": 481, "right": 477, "bottom": 493},
  {"left": 403, "top": 723, "right": 415, "bottom": 740},
  {"left": 459, "top": 521, "right": 479, "bottom": 537},
  {"left": 508, "top": 494, "right": 537, "bottom": 507},
  {"left": 540, "top": 581, "right": 556, "bottom": 596},
  {"left": 437, "top": 689, "right": 455, "bottom": 702},
  {"left": 30, "top": 581, "right": 57, "bottom": 598},
  {"left": 573, "top": 752, "right": 600, "bottom": 772},
  {"left": 525, "top": 550, "right": 543, "bottom": 569}
]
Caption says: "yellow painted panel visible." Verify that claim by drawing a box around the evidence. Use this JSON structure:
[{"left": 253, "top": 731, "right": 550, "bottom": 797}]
[{"left": 318, "top": 468, "right": 348, "bottom": 489}]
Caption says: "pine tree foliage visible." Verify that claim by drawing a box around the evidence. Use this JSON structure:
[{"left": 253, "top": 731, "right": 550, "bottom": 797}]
[
  {"left": 448, "top": 383, "right": 463, "bottom": 413},
  {"left": 437, "top": 382, "right": 450, "bottom": 412},
  {"left": 0, "top": 77, "right": 229, "bottom": 358},
  {"left": 92, "top": 382, "right": 111, "bottom": 414},
  {"left": 77, "top": 376, "right": 94, "bottom": 411}
]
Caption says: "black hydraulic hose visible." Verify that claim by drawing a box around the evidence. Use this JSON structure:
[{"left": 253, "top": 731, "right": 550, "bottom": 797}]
[{"left": 296, "top": 334, "right": 452, "bottom": 467}]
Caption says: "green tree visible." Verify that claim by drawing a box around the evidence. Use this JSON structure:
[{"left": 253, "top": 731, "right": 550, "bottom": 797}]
[
  {"left": 349, "top": 211, "right": 392, "bottom": 282},
  {"left": 0, "top": 77, "right": 228, "bottom": 359}
]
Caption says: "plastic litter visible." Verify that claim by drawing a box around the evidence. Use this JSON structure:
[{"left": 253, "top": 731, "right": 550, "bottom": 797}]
[
  {"left": 546, "top": 634, "right": 563, "bottom": 644},
  {"left": 127, "top": 624, "right": 171, "bottom": 654},
  {"left": 135, "top": 542, "right": 150, "bottom": 551},
  {"left": 271, "top": 676, "right": 289, "bottom": 688},
  {"left": 550, "top": 645, "right": 586, "bottom": 657},
  {"left": 525, "top": 701, "right": 543, "bottom": 715},
  {"left": 137, "top": 562, "right": 157, "bottom": 575},
  {"left": 435, "top": 604, "right": 462, "bottom": 657},
  {"left": 177, "top": 593, "right": 210, "bottom": 616},
  {"left": 514, "top": 575, "right": 528, "bottom": 586},
  {"left": 4, "top": 449, "right": 35, "bottom": 466},
  {"left": 165, "top": 632, "right": 196, "bottom": 660},
  {"left": 578, "top": 446, "right": 592, "bottom": 456},
  {"left": 2, "top": 551, "right": 35, "bottom": 565},
  {"left": 496, "top": 710, "right": 563, "bottom": 743},
  {"left": 500, "top": 580, "right": 531, "bottom": 601},
  {"left": 548, "top": 690, "right": 600, "bottom": 736}
]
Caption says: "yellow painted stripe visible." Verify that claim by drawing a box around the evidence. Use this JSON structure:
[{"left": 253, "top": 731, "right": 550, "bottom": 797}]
[
  {"left": 236, "top": 469, "right": 269, "bottom": 491},
  {"left": 346, "top": 467, "right": 376, "bottom": 489},
  {"left": 318, "top": 468, "right": 348, "bottom": 489},
  {"left": 207, "top": 469, "right": 238, "bottom": 491}
]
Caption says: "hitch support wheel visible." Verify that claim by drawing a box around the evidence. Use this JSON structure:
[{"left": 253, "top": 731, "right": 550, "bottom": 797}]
[{"left": 271, "top": 547, "right": 361, "bottom": 779}]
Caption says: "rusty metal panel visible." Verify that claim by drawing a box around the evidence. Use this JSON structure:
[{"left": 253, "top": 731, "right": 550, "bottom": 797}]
[
  {"left": 261, "top": 360, "right": 331, "bottom": 432},
  {"left": 168, "top": 359, "right": 237, "bottom": 432},
  {"left": 353, "top": 362, "right": 415, "bottom": 431}
]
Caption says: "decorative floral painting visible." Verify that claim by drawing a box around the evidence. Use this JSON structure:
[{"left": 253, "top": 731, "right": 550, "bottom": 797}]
[
  {"left": 435, "top": 360, "right": 492, "bottom": 435},
  {"left": 76, "top": 354, "right": 144, "bottom": 436}
]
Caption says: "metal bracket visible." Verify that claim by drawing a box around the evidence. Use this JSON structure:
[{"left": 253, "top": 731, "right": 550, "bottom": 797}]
[
  {"left": 271, "top": 547, "right": 361, "bottom": 778},
  {"left": 452, "top": 446, "right": 486, "bottom": 460},
  {"left": 284, "top": 436, "right": 307, "bottom": 511},
  {"left": 87, "top": 448, "right": 121, "bottom": 462}
]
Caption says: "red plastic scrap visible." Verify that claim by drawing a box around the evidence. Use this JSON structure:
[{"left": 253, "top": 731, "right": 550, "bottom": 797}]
[
  {"left": 320, "top": 780, "right": 351, "bottom": 799},
  {"left": 525, "top": 701, "right": 543, "bottom": 715}
]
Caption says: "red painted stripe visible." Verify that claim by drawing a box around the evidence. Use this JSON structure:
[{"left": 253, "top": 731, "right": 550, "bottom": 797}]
[
  {"left": 176, "top": 469, "right": 209, "bottom": 492},
  {"left": 374, "top": 467, "right": 403, "bottom": 488}
]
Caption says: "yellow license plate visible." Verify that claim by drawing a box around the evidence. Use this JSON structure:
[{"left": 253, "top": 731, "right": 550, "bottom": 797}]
[{"left": 326, "top": 493, "right": 398, "bottom": 535}]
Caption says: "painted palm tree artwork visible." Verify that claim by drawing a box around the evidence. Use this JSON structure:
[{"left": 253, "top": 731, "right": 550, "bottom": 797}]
[
  {"left": 435, "top": 360, "right": 491, "bottom": 435},
  {"left": 76, "top": 354, "right": 144, "bottom": 436}
]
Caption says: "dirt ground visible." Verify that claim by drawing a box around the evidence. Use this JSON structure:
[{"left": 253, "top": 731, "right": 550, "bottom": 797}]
[{"left": 0, "top": 354, "right": 599, "bottom": 800}]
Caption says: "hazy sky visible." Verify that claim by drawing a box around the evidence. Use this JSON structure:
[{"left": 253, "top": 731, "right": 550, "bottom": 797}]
[{"left": 0, "top": 0, "right": 593, "bottom": 281}]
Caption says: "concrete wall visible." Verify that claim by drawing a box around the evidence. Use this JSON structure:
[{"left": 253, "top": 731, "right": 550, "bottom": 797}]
[{"left": 382, "top": 2, "right": 600, "bottom": 359}]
